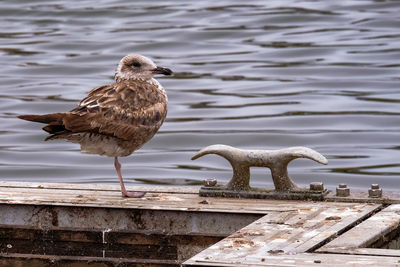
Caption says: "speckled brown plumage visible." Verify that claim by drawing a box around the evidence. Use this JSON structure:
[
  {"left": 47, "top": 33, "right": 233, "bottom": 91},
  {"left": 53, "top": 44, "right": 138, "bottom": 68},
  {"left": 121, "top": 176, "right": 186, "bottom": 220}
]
[
  {"left": 38, "top": 80, "right": 168, "bottom": 157},
  {"left": 19, "top": 54, "right": 173, "bottom": 198}
]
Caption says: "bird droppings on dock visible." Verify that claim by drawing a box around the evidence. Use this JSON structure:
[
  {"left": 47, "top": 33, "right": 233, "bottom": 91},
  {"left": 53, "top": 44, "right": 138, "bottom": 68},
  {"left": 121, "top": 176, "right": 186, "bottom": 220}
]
[
  {"left": 239, "top": 229, "right": 265, "bottom": 237},
  {"left": 144, "top": 193, "right": 185, "bottom": 202}
]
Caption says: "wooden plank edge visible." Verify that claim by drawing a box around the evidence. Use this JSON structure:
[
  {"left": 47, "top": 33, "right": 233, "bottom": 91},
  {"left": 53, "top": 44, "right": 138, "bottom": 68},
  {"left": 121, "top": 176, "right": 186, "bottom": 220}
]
[
  {"left": 0, "top": 253, "right": 179, "bottom": 266},
  {"left": 299, "top": 203, "right": 383, "bottom": 253},
  {"left": 0, "top": 181, "right": 200, "bottom": 194},
  {"left": 317, "top": 204, "right": 400, "bottom": 251},
  {"left": 184, "top": 252, "right": 400, "bottom": 266},
  {"left": 316, "top": 247, "right": 400, "bottom": 257}
]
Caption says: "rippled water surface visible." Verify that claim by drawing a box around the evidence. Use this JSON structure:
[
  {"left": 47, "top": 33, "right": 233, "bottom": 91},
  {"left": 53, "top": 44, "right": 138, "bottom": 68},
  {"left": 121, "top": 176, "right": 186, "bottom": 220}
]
[{"left": 0, "top": 0, "right": 399, "bottom": 190}]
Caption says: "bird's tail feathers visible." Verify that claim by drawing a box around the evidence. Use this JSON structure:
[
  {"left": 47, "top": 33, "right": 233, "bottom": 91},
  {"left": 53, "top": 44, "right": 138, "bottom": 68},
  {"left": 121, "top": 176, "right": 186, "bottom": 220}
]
[{"left": 18, "top": 113, "right": 65, "bottom": 124}]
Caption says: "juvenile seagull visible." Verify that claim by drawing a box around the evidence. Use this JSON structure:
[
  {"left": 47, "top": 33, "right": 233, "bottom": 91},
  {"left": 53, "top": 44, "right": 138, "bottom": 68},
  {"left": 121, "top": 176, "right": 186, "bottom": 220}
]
[{"left": 19, "top": 54, "right": 172, "bottom": 198}]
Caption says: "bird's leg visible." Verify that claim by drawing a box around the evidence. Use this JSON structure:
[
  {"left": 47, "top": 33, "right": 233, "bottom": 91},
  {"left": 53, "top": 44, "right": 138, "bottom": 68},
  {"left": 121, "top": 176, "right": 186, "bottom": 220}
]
[{"left": 114, "top": 157, "right": 146, "bottom": 198}]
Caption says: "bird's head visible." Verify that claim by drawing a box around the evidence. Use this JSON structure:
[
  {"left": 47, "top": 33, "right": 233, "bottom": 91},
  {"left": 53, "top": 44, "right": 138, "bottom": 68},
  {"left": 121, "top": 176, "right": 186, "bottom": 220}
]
[{"left": 115, "top": 54, "right": 173, "bottom": 82}]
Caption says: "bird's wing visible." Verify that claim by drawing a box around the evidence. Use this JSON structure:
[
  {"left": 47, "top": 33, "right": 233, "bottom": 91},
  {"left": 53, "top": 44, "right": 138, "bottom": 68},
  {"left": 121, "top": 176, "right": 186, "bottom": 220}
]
[{"left": 62, "top": 80, "right": 167, "bottom": 140}]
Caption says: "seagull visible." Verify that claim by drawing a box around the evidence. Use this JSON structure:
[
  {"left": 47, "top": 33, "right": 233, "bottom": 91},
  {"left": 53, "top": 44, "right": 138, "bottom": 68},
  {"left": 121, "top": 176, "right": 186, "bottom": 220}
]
[{"left": 18, "top": 54, "right": 173, "bottom": 198}]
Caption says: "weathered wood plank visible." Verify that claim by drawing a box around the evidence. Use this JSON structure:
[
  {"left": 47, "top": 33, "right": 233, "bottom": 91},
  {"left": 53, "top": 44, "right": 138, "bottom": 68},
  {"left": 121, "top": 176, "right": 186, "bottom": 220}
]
[
  {"left": 0, "top": 181, "right": 199, "bottom": 193},
  {"left": 0, "top": 253, "right": 179, "bottom": 266},
  {"left": 4, "top": 181, "right": 400, "bottom": 204},
  {"left": 318, "top": 247, "right": 400, "bottom": 257},
  {"left": 183, "top": 202, "right": 380, "bottom": 265},
  {"left": 3, "top": 182, "right": 400, "bottom": 265},
  {"left": 318, "top": 204, "right": 400, "bottom": 252},
  {"left": 185, "top": 252, "right": 400, "bottom": 266},
  {"left": 0, "top": 204, "right": 262, "bottom": 236},
  {"left": 0, "top": 182, "right": 378, "bottom": 215}
]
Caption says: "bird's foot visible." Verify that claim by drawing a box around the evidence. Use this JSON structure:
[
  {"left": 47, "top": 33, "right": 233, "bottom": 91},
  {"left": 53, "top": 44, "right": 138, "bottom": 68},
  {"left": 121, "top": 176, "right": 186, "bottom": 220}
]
[{"left": 122, "top": 191, "right": 146, "bottom": 198}]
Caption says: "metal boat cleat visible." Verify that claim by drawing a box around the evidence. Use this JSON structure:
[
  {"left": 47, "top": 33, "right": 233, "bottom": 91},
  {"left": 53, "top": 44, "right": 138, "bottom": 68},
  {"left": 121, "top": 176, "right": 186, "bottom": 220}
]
[{"left": 192, "top": 144, "right": 329, "bottom": 200}]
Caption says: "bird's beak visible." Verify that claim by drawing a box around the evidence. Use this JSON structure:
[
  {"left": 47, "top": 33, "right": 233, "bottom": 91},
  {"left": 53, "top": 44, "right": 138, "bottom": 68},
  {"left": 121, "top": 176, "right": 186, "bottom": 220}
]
[{"left": 152, "top": 66, "right": 173, "bottom": 76}]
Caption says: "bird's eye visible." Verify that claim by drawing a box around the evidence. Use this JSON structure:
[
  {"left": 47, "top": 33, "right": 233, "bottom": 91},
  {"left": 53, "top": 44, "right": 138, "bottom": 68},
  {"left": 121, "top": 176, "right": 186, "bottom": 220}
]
[{"left": 132, "top": 62, "right": 141, "bottom": 68}]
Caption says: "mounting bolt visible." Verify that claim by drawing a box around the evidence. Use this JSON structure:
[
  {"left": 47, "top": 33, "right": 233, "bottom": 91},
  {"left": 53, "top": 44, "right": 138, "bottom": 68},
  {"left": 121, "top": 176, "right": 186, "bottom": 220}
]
[
  {"left": 204, "top": 178, "right": 217, "bottom": 187},
  {"left": 336, "top": 183, "right": 350, "bottom": 197},
  {"left": 310, "top": 182, "right": 324, "bottom": 191},
  {"left": 368, "top": 184, "right": 382, "bottom": 198}
]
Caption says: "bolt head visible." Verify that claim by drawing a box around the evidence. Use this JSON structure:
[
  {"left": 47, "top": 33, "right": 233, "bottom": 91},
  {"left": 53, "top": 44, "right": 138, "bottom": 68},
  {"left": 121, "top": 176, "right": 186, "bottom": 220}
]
[
  {"left": 204, "top": 178, "right": 217, "bottom": 187},
  {"left": 336, "top": 185, "right": 350, "bottom": 197},
  {"left": 368, "top": 184, "right": 382, "bottom": 198},
  {"left": 310, "top": 182, "right": 324, "bottom": 191},
  {"left": 371, "top": 184, "right": 380, "bottom": 190}
]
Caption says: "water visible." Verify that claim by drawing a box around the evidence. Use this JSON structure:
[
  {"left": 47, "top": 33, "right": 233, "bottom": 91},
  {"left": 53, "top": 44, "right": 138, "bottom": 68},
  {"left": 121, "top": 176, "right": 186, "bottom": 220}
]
[{"left": 0, "top": 0, "right": 399, "bottom": 190}]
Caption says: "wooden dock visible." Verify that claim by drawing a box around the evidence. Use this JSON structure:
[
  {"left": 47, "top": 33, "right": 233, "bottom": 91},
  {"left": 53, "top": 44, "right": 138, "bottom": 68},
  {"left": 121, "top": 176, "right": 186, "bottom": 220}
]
[{"left": 0, "top": 181, "right": 400, "bottom": 266}]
